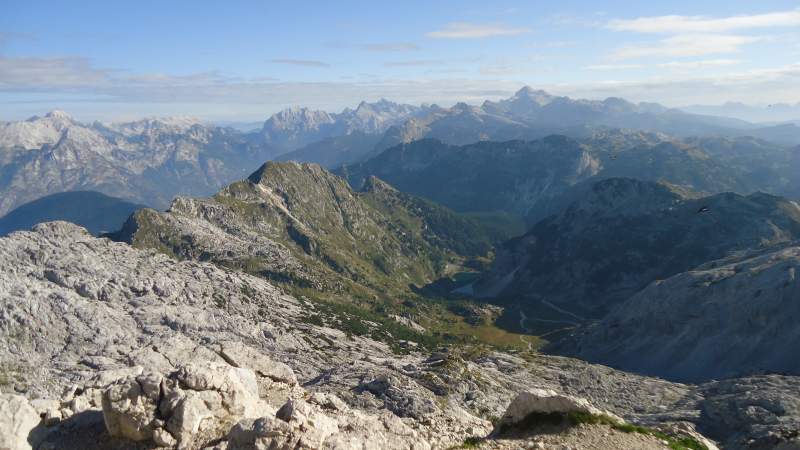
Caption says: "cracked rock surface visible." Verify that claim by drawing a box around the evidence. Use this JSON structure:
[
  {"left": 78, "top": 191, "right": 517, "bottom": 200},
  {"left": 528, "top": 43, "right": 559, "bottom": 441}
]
[{"left": 0, "top": 223, "right": 797, "bottom": 449}]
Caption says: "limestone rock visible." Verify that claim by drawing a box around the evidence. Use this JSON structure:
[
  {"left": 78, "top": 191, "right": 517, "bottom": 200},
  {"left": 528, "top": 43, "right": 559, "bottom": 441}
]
[
  {"left": 102, "top": 362, "right": 273, "bottom": 448},
  {"left": 226, "top": 394, "right": 429, "bottom": 450},
  {"left": 102, "top": 371, "right": 164, "bottom": 441},
  {"left": 495, "top": 389, "right": 623, "bottom": 432},
  {"left": 218, "top": 342, "right": 298, "bottom": 386},
  {"left": 0, "top": 394, "right": 40, "bottom": 450}
]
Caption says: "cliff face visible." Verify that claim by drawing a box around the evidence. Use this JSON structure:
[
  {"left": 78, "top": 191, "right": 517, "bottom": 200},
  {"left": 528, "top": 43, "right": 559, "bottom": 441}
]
[
  {"left": 476, "top": 178, "right": 800, "bottom": 318},
  {"left": 563, "top": 241, "right": 800, "bottom": 382}
]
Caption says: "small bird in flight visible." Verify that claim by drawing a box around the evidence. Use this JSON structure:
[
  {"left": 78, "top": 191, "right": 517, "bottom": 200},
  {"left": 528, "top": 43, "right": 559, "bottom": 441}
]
[{"left": 697, "top": 206, "right": 710, "bottom": 214}]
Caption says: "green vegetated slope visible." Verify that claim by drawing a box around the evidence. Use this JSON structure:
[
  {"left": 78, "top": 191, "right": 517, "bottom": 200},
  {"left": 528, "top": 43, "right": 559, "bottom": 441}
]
[{"left": 110, "top": 161, "right": 533, "bottom": 352}]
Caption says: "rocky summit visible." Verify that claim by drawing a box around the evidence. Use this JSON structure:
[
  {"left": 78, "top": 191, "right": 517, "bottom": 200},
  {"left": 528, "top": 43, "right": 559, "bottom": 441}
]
[
  {"left": 108, "top": 161, "right": 495, "bottom": 300},
  {"left": 3, "top": 221, "right": 800, "bottom": 450}
]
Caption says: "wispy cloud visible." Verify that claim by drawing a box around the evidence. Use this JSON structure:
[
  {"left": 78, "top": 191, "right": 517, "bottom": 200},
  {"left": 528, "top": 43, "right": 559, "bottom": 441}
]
[
  {"left": 549, "top": 12, "right": 607, "bottom": 28},
  {"left": 586, "top": 59, "right": 742, "bottom": 71},
  {"left": 529, "top": 40, "right": 578, "bottom": 49},
  {"left": 0, "top": 56, "right": 110, "bottom": 88},
  {"left": 611, "top": 34, "right": 761, "bottom": 60},
  {"left": 270, "top": 58, "right": 330, "bottom": 67},
  {"left": 658, "top": 59, "right": 742, "bottom": 70},
  {"left": 608, "top": 9, "right": 800, "bottom": 34},
  {"left": 383, "top": 59, "right": 443, "bottom": 67},
  {"left": 364, "top": 42, "right": 420, "bottom": 52},
  {"left": 426, "top": 22, "right": 530, "bottom": 39},
  {"left": 585, "top": 63, "right": 646, "bottom": 71},
  {"left": 2, "top": 53, "right": 799, "bottom": 120}
]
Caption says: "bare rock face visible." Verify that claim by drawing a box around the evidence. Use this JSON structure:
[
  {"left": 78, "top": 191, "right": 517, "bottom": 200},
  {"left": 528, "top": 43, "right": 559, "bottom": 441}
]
[
  {"left": 568, "top": 242, "right": 800, "bottom": 382},
  {"left": 495, "top": 389, "right": 623, "bottom": 431},
  {"left": 227, "top": 393, "right": 428, "bottom": 450},
  {"left": 217, "top": 342, "right": 298, "bottom": 387},
  {"left": 102, "top": 371, "right": 163, "bottom": 441},
  {"left": 478, "top": 178, "right": 800, "bottom": 318},
  {"left": 97, "top": 363, "right": 430, "bottom": 449},
  {"left": 0, "top": 394, "right": 41, "bottom": 450},
  {"left": 3, "top": 222, "right": 796, "bottom": 449},
  {"left": 102, "top": 362, "right": 273, "bottom": 448}
]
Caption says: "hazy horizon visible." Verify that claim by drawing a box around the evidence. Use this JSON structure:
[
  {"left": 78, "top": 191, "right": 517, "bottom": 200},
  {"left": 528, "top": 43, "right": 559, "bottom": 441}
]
[{"left": 3, "top": 0, "right": 800, "bottom": 122}]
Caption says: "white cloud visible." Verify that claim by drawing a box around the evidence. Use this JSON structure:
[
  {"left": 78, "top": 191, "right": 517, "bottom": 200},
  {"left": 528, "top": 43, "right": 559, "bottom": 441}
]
[
  {"left": 552, "top": 63, "right": 800, "bottom": 106},
  {"left": 270, "top": 59, "right": 330, "bottom": 68},
  {"left": 611, "top": 34, "right": 761, "bottom": 60},
  {"left": 0, "top": 56, "right": 110, "bottom": 88},
  {"left": 585, "top": 64, "right": 646, "bottom": 71},
  {"left": 384, "top": 59, "right": 443, "bottom": 67},
  {"left": 657, "top": 59, "right": 742, "bottom": 70},
  {"left": 426, "top": 22, "right": 530, "bottom": 39},
  {"left": 2, "top": 55, "right": 799, "bottom": 120},
  {"left": 532, "top": 40, "right": 578, "bottom": 48},
  {"left": 608, "top": 9, "right": 800, "bottom": 34},
  {"left": 363, "top": 43, "right": 420, "bottom": 52},
  {"left": 585, "top": 59, "right": 741, "bottom": 71}
]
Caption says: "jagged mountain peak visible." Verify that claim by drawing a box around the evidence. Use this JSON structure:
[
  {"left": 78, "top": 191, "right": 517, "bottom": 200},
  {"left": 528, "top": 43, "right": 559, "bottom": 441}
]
[
  {"left": 103, "top": 115, "right": 204, "bottom": 136},
  {"left": 512, "top": 86, "right": 556, "bottom": 105},
  {"left": 43, "top": 109, "right": 74, "bottom": 121},
  {"left": 261, "top": 107, "right": 336, "bottom": 140},
  {"left": 1, "top": 110, "right": 79, "bottom": 149},
  {"left": 245, "top": 160, "right": 327, "bottom": 186},
  {"left": 266, "top": 107, "right": 334, "bottom": 125},
  {"left": 361, "top": 175, "right": 398, "bottom": 193}
]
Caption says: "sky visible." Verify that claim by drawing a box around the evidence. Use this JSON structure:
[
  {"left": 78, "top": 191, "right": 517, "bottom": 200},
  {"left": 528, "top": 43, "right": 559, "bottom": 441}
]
[{"left": 2, "top": 0, "right": 800, "bottom": 121}]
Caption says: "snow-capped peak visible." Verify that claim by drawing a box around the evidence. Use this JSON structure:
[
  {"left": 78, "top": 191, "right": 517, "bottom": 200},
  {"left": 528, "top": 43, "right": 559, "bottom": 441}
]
[
  {"left": 1, "top": 110, "right": 79, "bottom": 149},
  {"left": 44, "top": 110, "right": 74, "bottom": 121},
  {"left": 102, "top": 116, "right": 204, "bottom": 136},
  {"left": 512, "top": 86, "right": 554, "bottom": 106}
]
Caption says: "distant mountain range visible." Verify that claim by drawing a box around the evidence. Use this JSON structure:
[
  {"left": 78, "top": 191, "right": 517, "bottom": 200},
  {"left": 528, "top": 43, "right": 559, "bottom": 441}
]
[
  {"left": 0, "top": 111, "right": 277, "bottom": 216},
  {"left": 682, "top": 101, "right": 800, "bottom": 124},
  {"left": 4, "top": 87, "right": 800, "bottom": 219},
  {"left": 259, "top": 99, "right": 428, "bottom": 152},
  {"left": 0, "top": 191, "right": 144, "bottom": 236},
  {"left": 340, "top": 133, "right": 800, "bottom": 224},
  {"left": 274, "top": 87, "right": 800, "bottom": 168}
]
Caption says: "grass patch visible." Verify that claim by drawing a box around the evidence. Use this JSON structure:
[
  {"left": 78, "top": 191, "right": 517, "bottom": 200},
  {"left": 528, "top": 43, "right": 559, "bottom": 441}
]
[
  {"left": 569, "top": 412, "right": 708, "bottom": 450},
  {"left": 497, "top": 411, "right": 708, "bottom": 450},
  {"left": 449, "top": 436, "right": 483, "bottom": 449}
]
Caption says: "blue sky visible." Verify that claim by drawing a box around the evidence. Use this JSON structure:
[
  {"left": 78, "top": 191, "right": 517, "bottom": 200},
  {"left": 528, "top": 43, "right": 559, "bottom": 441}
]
[{"left": 2, "top": 0, "right": 799, "bottom": 121}]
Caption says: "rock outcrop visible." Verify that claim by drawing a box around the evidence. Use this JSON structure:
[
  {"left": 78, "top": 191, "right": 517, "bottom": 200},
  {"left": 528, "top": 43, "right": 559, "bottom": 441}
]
[
  {"left": 495, "top": 389, "right": 624, "bottom": 431},
  {"left": 109, "top": 161, "right": 493, "bottom": 301},
  {"left": 0, "top": 222, "right": 796, "bottom": 449},
  {"left": 566, "top": 241, "right": 800, "bottom": 381},
  {"left": 0, "top": 394, "right": 40, "bottom": 450},
  {"left": 102, "top": 362, "right": 270, "bottom": 447}
]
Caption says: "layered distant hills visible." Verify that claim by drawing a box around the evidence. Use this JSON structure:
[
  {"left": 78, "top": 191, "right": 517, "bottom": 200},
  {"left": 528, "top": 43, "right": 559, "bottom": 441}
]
[
  {"left": 4, "top": 88, "right": 800, "bottom": 219},
  {"left": 474, "top": 178, "right": 800, "bottom": 315},
  {"left": 6, "top": 88, "right": 800, "bottom": 449},
  {"left": 0, "top": 191, "right": 143, "bottom": 236},
  {"left": 341, "top": 134, "right": 800, "bottom": 224},
  {"left": 0, "top": 111, "right": 276, "bottom": 216}
]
